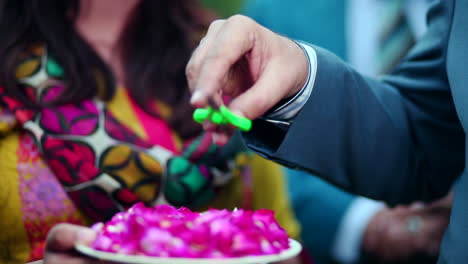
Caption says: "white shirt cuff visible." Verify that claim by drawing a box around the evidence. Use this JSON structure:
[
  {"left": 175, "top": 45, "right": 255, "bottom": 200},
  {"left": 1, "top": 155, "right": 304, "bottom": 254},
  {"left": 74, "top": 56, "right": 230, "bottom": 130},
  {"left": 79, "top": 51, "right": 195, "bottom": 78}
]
[
  {"left": 331, "top": 198, "right": 386, "bottom": 264},
  {"left": 264, "top": 41, "right": 317, "bottom": 124}
]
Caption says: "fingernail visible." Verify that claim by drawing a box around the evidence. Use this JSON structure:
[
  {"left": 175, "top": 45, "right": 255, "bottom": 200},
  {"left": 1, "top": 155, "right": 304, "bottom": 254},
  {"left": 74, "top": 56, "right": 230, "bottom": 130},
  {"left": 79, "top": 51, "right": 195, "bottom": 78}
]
[
  {"left": 190, "top": 90, "right": 204, "bottom": 105},
  {"left": 77, "top": 228, "right": 97, "bottom": 244}
]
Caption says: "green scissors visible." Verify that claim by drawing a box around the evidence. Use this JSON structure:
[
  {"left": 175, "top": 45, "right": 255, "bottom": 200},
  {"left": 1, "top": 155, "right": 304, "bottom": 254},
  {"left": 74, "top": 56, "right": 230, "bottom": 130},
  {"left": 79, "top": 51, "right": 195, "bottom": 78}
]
[{"left": 193, "top": 105, "right": 252, "bottom": 132}]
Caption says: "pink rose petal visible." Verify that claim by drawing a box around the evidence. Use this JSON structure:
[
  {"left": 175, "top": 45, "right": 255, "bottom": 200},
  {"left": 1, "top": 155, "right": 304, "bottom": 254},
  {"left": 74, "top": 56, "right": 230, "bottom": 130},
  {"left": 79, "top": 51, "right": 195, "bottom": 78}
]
[{"left": 91, "top": 203, "right": 290, "bottom": 258}]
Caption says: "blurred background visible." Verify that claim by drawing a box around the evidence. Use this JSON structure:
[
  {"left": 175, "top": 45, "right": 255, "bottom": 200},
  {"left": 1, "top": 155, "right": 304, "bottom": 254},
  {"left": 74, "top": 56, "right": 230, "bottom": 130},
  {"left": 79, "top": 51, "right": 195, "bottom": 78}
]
[{"left": 202, "top": 0, "right": 244, "bottom": 17}]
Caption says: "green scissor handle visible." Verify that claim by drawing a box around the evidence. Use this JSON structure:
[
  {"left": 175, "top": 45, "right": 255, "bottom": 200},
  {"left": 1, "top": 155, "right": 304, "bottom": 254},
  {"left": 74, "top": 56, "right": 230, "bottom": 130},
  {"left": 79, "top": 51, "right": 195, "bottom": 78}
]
[
  {"left": 193, "top": 107, "right": 225, "bottom": 124},
  {"left": 193, "top": 106, "right": 252, "bottom": 132},
  {"left": 219, "top": 106, "right": 252, "bottom": 132}
]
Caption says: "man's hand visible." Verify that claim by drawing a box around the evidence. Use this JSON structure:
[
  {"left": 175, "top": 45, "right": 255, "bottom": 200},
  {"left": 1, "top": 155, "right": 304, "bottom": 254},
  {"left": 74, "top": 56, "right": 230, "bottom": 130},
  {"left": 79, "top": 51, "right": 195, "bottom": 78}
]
[
  {"left": 43, "top": 223, "right": 98, "bottom": 264},
  {"left": 362, "top": 194, "right": 452, "bottom": 263},
  {"left": 187, "top": 15, "right": 309, "bottom": 144}
]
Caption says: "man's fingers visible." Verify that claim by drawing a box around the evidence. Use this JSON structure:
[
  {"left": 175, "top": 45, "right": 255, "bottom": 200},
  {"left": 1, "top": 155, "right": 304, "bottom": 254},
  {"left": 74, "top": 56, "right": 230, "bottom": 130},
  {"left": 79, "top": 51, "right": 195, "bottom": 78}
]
[
  {"left": 190, "top": 15, "right": 259, "bottom": 107},
  {"left": 227, "top": 62, "right": 288, "bottom": 119},
  {"left": 228, "top": 38, "right": 308, "bottom": 120},
  {"left": 46, "top": 224, "right": 96, "bottom": 252},
  {"left": 187, "top": 19, "right": 226, "bottom": 97},
  {"left": 188, "top": 15, "right": 309, "bottom": 124}
]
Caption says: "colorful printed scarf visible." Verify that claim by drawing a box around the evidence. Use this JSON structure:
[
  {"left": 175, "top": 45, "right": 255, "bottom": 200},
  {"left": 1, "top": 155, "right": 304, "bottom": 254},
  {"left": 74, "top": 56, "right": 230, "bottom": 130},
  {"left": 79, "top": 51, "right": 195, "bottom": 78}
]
[{"left": 0, "top": 45, "right": 245, "bottom": 223}]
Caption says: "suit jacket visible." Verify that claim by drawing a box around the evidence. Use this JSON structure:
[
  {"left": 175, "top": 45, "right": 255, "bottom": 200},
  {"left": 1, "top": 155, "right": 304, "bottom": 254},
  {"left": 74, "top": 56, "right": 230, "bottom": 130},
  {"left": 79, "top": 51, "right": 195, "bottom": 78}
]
[
  {"left": 244, "top": 0, "right": 466, "bottom": 262},
  {"left": 242, "top": 1, "right": 359, "bottom": 263}
]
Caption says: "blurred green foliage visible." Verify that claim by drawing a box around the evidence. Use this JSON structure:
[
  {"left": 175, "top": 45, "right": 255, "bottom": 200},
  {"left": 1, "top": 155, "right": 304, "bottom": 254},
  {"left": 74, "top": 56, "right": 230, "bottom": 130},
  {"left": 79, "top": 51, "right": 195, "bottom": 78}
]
[{"left": 201, "top": 0, "right": 244, "bottom": 17}]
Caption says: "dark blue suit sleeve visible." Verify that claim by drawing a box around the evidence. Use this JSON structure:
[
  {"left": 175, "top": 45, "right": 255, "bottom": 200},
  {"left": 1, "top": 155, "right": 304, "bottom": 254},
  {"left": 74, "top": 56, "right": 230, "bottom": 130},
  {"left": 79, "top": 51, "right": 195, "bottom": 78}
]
[{"left": 244, "top": 0, "right": 464, "bottom": 205}]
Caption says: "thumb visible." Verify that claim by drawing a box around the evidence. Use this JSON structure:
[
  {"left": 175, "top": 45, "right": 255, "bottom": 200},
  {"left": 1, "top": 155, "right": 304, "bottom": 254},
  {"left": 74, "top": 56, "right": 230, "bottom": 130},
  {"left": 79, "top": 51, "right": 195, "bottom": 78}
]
[
  {"left": 228, "top": 59, "right": 300, "bottom": 120},
  {"left": 46, "top": 224, "right": 96, "bottom": 252}
]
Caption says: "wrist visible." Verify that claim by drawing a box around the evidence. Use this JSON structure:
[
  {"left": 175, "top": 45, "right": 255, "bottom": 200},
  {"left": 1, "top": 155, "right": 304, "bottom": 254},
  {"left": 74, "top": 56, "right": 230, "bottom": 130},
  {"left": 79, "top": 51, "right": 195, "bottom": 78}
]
[
  {"left": 362, "top": 208, "right": 388, "bottom": 254},
  {"left": 262, "top": 40, "right": 316, "bottom": 123},
  {"left": 286, "top": 38, "right": 310, "bottom": 99}
]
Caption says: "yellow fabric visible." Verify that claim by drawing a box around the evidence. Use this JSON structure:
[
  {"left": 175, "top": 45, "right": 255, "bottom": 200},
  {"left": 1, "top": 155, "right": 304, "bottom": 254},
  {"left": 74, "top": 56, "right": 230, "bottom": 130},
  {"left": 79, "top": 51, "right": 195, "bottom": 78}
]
[
  {"left": 250, "top": 155, "right": 301, "bottom": 239},
  {"left": 155, "top": 101, "right": 172, "bottom": 120},
  {"left": 102, "top": 145, "right": 163, "bottom": 203},
  {"left": 0, "top": 89, "right": 148, "bottom": 262},
  {"left": 0, "top": 133, "right": 30, "bottom": 264},
  {"left": 0, "top": 108, "right": 17, "bottom": 137},
  {"left": 15, "top": 59, "right": 40, "bottom": 79},
  {"left": 107, "top": 88, "right": 148, "bottom": 140},
  {"left": 0, "top": 89, "right": 149, "bottom": 263},
  {"left": 153, "top": 101, "right": 183, "bottom": 150},
  {"left": 0, "top": 122, "right": 13, "bottom": 136}
]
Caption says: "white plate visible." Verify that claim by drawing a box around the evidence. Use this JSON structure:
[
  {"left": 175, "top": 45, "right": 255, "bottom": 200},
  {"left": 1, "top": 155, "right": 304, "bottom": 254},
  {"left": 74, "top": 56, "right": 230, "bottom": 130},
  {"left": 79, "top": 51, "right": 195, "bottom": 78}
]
[{"left": 76, "top": 238, "right": 302, "bottom": 264}]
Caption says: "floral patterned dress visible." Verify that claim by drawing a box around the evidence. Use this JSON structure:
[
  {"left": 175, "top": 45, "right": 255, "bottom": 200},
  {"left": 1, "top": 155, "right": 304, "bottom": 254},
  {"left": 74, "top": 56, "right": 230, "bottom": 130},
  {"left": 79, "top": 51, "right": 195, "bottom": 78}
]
[{"left": 0, "top": 46, "right": 300, "bottom": 263}]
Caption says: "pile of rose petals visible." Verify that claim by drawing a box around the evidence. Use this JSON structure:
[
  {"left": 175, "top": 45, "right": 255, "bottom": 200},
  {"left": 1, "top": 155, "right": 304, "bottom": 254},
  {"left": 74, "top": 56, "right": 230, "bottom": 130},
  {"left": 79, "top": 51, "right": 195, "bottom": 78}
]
[{"left": 91, "top": 203, "right": 290, "bottom": 258}]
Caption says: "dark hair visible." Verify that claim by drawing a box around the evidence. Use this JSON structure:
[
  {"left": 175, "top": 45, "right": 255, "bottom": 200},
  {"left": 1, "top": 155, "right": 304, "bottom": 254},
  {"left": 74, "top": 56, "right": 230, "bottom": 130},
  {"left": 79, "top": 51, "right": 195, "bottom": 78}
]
[{"left": 0, "top": 0, "right": 209, "bottom": 139}]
